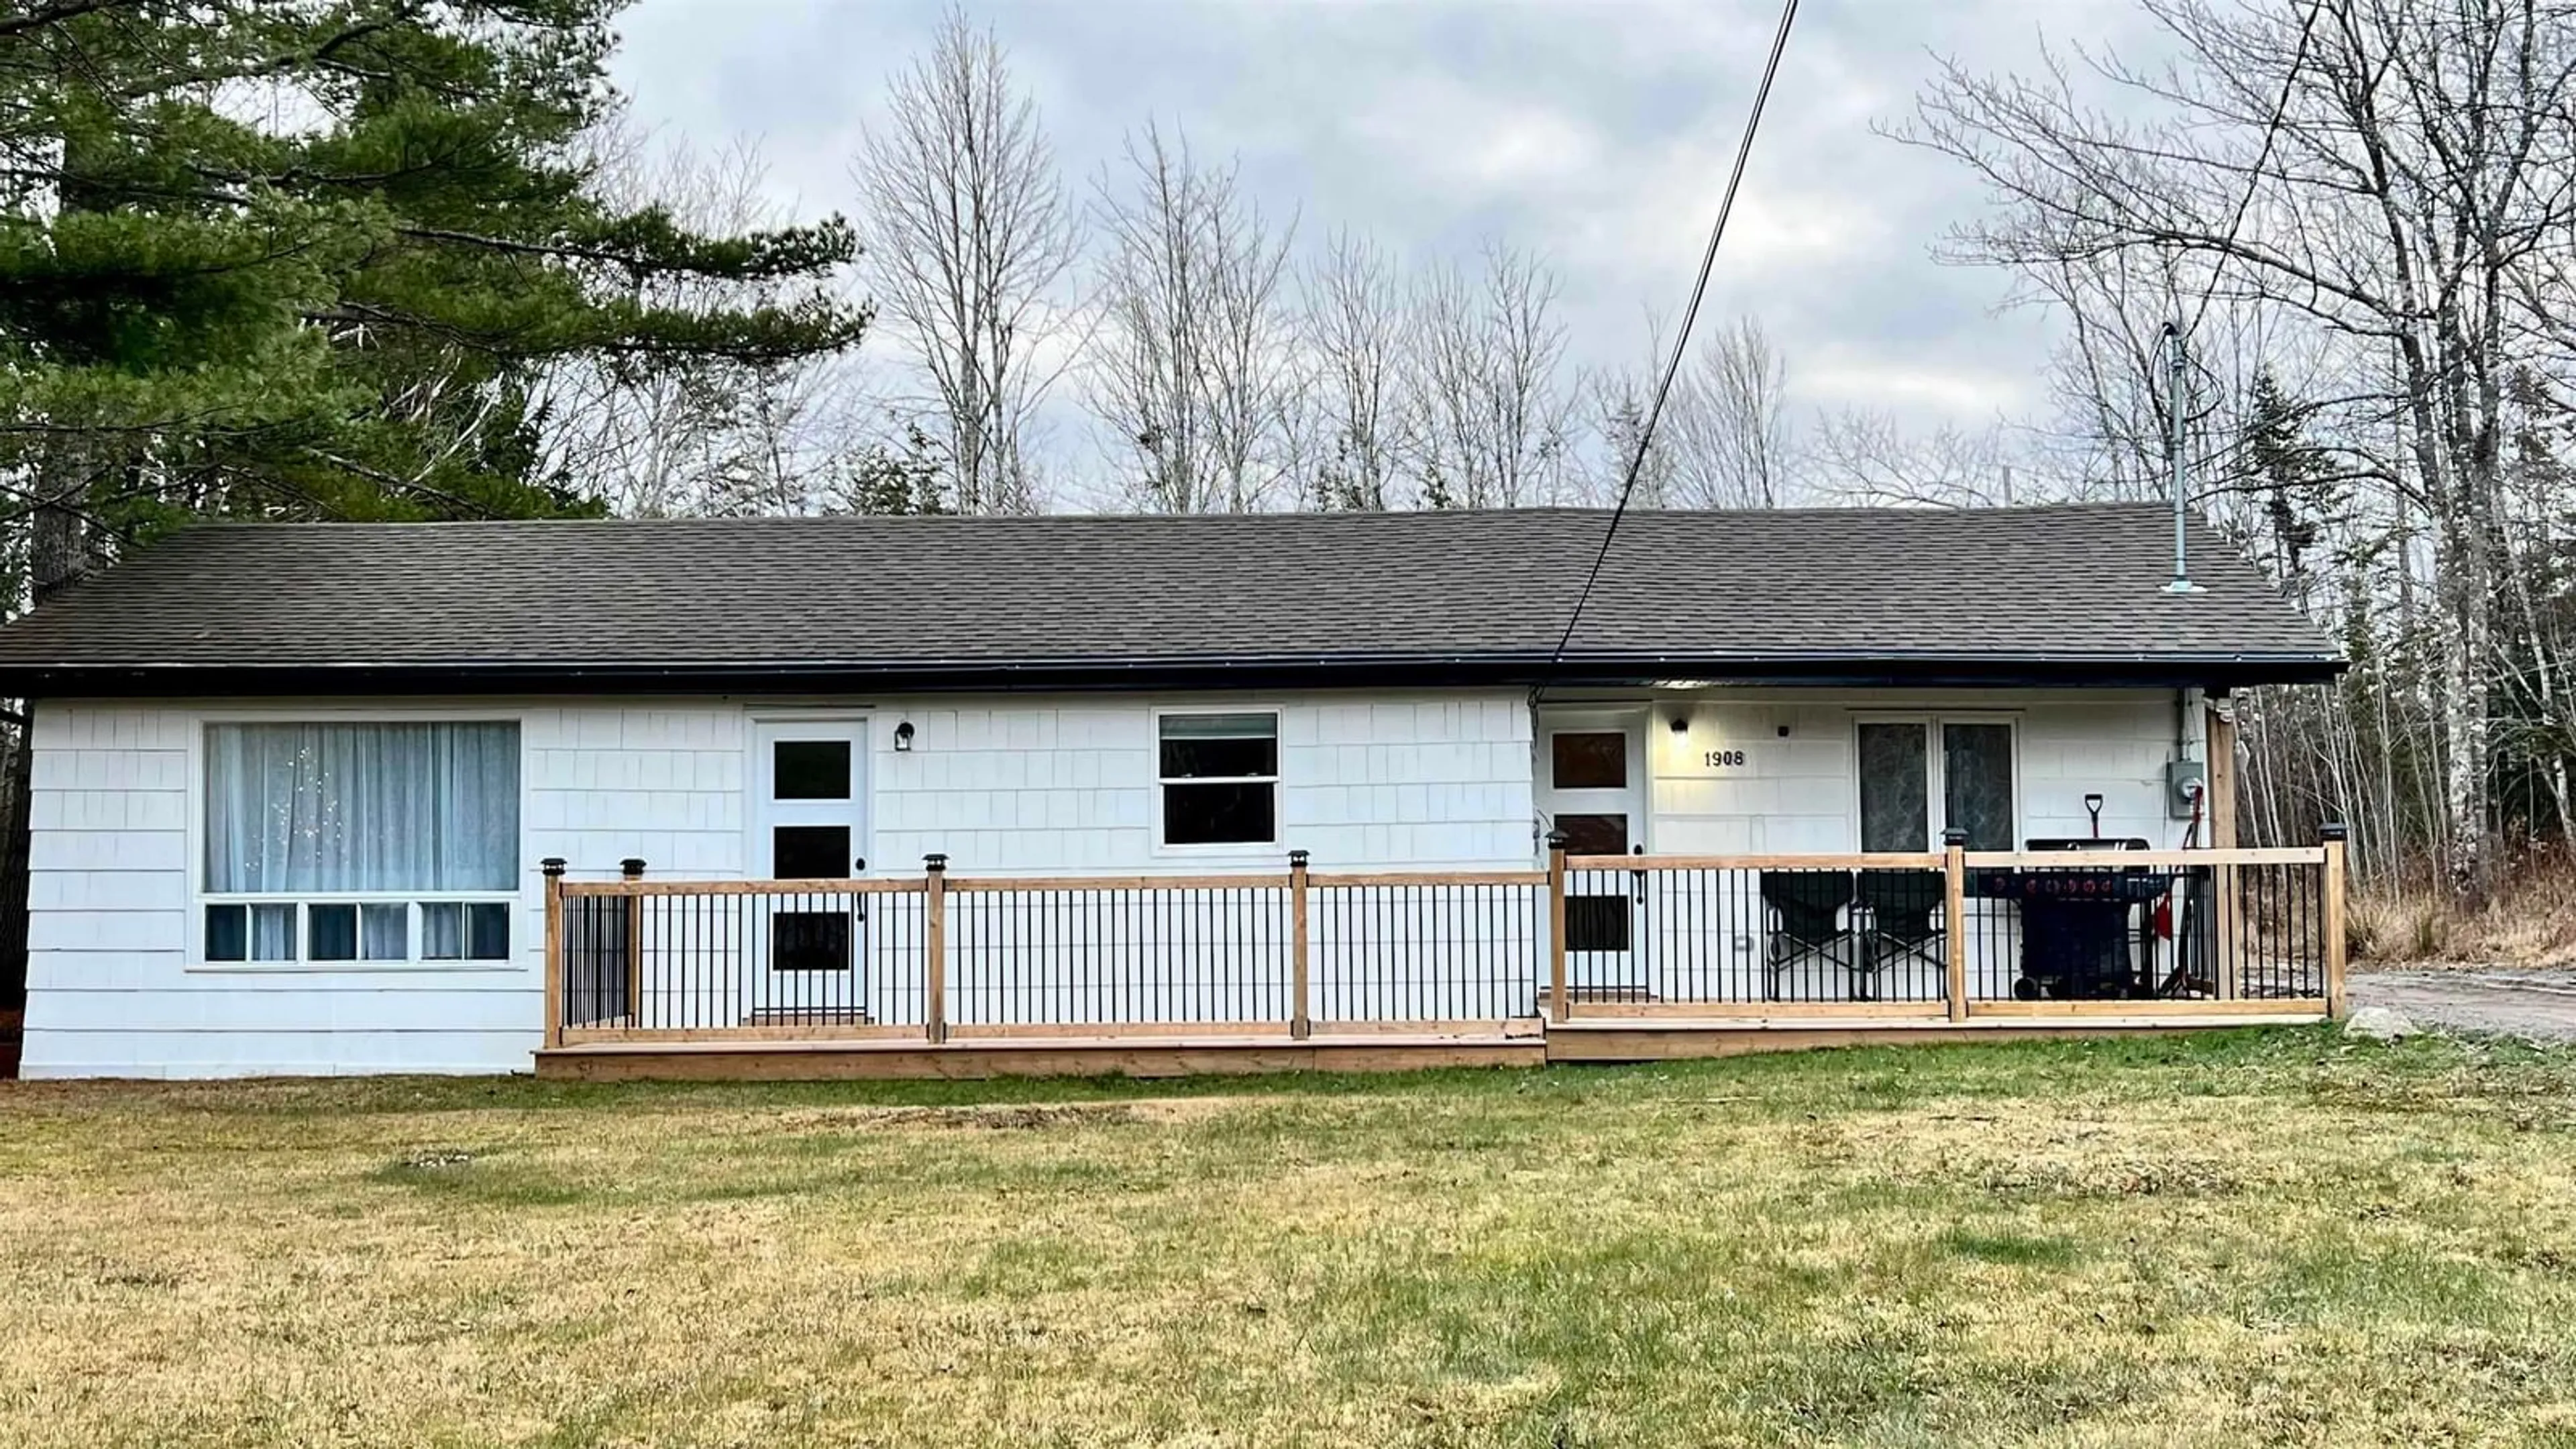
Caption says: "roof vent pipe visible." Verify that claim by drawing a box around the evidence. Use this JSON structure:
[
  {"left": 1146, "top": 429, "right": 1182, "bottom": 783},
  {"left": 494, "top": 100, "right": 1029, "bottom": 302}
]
[{"left": 2163, "top": 321, "right": 2204, "bottom": 595}]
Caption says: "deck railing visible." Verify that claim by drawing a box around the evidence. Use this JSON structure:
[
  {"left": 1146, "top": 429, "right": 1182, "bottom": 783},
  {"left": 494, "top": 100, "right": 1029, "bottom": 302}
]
[{"left": 542, "top": 828, "right": 2347, "bottom": 1046}]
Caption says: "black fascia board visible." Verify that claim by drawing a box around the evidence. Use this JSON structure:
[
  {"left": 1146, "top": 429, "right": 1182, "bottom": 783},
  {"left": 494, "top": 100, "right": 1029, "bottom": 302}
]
[{"left": 0, "top": 649, "right": 2347, "bottom": 698}]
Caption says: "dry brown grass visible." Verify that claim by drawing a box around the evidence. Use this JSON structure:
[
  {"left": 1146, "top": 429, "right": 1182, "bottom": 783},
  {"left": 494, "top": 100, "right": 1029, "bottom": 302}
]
[
  {"left": 2351, "top": 857, "right": 2576, "bottom": 967},
  {"left": 3, "top": 1032, "right": 2576, "bottom": 1446}
]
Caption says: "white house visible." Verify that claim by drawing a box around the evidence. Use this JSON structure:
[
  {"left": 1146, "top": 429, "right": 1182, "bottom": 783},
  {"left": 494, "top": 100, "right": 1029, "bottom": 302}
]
[{"left": 0, "top": 504, "right": 2344, "bottom": 1079}]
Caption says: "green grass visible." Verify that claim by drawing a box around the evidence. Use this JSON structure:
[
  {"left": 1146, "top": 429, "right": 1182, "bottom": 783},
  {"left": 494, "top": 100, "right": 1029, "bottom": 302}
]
[{"left": 4, "top": 1028, "right": 2576, "bottom": 1446}]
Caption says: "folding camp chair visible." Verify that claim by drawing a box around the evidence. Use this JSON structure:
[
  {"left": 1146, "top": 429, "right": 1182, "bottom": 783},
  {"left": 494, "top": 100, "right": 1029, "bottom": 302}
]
[
  {"left": 1854, "top": 869, "right": 1947, "bottom": 996},
  {"left": 1761, "top": 870, "right": 1860, "bottom": 1000}
]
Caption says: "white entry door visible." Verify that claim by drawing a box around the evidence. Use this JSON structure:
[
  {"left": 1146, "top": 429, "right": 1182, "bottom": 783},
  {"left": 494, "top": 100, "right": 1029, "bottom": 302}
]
[
  {"left": 1536, "top": 709, "right": 1647, "bottom": 997},
  {"left": 751, "top": 721, "right": 869, "bottom": 1018}
]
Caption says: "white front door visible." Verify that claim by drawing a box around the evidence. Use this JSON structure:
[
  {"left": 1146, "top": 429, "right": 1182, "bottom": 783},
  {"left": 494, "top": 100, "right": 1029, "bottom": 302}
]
[
  {"left": 1536, "top": 709, "right": 1647, "bottom": 997},
  {"left": 751, "top": 720, "right": 869, "bottom": 1019}
]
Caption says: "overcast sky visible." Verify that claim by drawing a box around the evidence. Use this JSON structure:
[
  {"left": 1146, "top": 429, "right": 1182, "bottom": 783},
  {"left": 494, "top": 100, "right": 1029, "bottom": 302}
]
[{"left": 609, "top": 0, "right": 2160, "bottom": 469}]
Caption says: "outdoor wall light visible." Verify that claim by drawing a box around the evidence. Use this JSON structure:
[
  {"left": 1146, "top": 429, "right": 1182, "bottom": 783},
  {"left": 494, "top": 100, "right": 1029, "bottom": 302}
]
[
  {"left": 894, "top": 720, "right": 916, "bottom": 752},
  {"left": 1668, "top": 712, "right": 1690, "bottom": 734}
]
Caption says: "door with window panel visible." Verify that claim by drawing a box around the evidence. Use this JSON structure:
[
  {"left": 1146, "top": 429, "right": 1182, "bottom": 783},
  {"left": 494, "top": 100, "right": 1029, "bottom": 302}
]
[
  {"left": 751, "top": 722, "right": 870, "bottom": 1023},
  {"left": 1856, "top": 718, "right": 2016, "bottom": 852},
  {"left": 1536, "top": 712, "right": 1646, "bottom": 1000},
  {"left": 1856, "top": 718, "right": 2017, "bottom": 998}
]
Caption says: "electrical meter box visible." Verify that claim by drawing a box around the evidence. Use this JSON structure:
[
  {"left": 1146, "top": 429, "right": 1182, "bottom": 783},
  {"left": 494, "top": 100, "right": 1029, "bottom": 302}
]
[{"left": 2167, "top": 759, "right": 2208, "bottom": 819}]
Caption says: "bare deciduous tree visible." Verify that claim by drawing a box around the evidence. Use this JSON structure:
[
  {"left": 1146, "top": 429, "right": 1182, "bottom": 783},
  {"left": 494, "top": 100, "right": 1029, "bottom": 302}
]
[
  {"left": 1667, "top": 315, "right": 1798, "bottom": 508},
  {"left": 853, "top": 7, "right": 1079, "bottom": 515},
  {"left": 1087, "top": 123, "right": 1300, "bottom": 513},
  {"left": 1299, "top": 230, "right": 1407, "bottom": 509},
  {"left": 1901, "top": 0, "right": 2576, "bottom": 894},
  {"left": 1403, "top": 244, "right": 1572, "bottom": 508},
  {"left": 1811, "top": 407, "right": 2017, "bottom": 508}
]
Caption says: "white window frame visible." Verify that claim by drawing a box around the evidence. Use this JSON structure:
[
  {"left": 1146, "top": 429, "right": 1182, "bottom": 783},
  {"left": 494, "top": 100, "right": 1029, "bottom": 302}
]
[
  {"left": 1848, "top": 712, "right": 2022, "bottom": 853},
  {"left": 1150, "top": 706, "right": 1283, "bottom": 857},
  {"left": 186, "top": 708, "right": 531, "bottom": 973}
]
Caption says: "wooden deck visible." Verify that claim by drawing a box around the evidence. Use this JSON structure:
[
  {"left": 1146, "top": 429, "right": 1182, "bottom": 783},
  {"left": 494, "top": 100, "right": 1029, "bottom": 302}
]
[
  {"left": 533, "top": 1006, "right": 2329, "bottom": 1080},
  {"left": 536, "top": 835, "right": 2348, "bottom": 1080}
]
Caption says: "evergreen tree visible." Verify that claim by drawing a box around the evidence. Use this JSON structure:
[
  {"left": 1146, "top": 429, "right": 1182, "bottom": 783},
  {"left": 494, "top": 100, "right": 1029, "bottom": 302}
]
[
  {"left": 0, "top": 0, "right": 865, "bottom": 583},
  {"left": 2237, "top": 369, "right": 2343, "bottom": 606}
]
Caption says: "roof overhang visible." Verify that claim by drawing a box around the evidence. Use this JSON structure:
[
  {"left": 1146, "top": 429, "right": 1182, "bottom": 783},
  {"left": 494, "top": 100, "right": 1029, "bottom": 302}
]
[{"left": 0, "top": 649, "right": 2348, "bottom": 698}]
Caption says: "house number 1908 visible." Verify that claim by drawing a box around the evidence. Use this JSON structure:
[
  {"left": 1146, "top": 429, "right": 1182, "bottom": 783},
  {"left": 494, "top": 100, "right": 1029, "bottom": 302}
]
[{"left": 1702, "top": 749, "right": 1746, "bottom": 769}]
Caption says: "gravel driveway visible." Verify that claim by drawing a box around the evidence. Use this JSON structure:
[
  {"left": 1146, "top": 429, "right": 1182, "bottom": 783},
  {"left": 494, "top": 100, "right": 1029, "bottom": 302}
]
[{"left": 2349, "top": 969, "right": 2576, "bottom": 1042}]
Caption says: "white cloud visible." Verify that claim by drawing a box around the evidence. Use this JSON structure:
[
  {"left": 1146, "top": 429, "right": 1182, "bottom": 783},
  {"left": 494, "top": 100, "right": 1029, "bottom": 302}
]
[{"left": 604, "top": 0, "right": 2163, "bottom": 466}]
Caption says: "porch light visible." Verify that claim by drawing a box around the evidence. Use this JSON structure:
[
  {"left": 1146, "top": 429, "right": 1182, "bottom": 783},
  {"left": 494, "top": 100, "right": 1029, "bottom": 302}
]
[{"left": 894, "top": 720, "right": 915, "bottom": 752}]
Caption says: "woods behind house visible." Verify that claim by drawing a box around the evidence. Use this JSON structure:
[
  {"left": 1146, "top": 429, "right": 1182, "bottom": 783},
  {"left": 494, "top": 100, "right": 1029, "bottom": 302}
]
[{"left": 4, "top": 1, "right": 2574, "bottom": 911}]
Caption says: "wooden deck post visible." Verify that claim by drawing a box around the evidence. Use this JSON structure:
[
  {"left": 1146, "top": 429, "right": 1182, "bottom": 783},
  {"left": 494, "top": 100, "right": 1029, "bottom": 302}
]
[
  {"left": 923, "top": 853, "right": 949, "bottom": 1044},
  {"left": 540, "top": 858, "right": 566, "bottom": 1049},
  {"left": 1941, "top": 828, "right": 1968, "bottom": 1022},
  {"left": 1288, "top": 850, "right": 1312, "bottom": 1039},
  {"left": 2208, "top": 702, "right": 2241, "bottom": 1000},
  {"left": 1546, "top": 830, "right": 1570, "bottom": 1023},
  {"left": 2320, "top": 823, "right": 2349, "bottom": 1018},
  {"left": 619, "top": 858, "right": 645, "bottom": 1028}
]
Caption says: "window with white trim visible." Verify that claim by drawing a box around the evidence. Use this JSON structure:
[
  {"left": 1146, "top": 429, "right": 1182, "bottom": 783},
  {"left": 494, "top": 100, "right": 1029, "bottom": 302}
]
[
  {"left": 1157, "top": 711, "right": 1279, "bottom": 847},
  {"left": 1856, "top": 717, "right": 2017, "bottom": 852},
  {"left": 200, "top": 721, "right": 520, "bottom": 964}
]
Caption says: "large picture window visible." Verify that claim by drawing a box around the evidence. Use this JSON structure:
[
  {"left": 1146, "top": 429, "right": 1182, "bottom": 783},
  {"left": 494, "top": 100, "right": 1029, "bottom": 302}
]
[
  {"left": 201, "top": 720, "right": 520, "bottom": 964},
  {"left": 1157, "top": 711, "right": 1278, "bottom": 847},
  {"left": 1856, "top": 716, "right": 2016, "bottom": 853}
]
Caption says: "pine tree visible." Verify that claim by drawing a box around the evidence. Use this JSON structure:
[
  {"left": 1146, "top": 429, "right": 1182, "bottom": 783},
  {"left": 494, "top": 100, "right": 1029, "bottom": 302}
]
[{"left": 0, "top": 0, "right": 865, "bottom": 579}]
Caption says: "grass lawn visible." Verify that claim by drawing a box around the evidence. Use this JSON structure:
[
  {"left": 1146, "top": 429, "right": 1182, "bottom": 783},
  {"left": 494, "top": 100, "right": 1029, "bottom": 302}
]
[{"left": 5, "top": 1030, "right": 2576, "bottom": 1446}]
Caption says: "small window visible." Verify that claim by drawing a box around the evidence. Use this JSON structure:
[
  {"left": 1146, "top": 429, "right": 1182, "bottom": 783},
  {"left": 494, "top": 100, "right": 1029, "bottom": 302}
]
[
  {"left": 1554, "top": 812, "right": 1629, "bottom": 857},
  {"left": 423, "top": 902, "right": 511, "bottom": 961},
  {"left": 773, "top": 740, "right": 852, "bottom": 801},
  {"left": 1551, "top": 732, "right": 1628, "bottom": 790},
  {"left": 1858, "top": 722, "right": 1930, "bottom": 853},
  {"left": 1566, "top": 894, "right": 1633, "bottom": 953},
  {"left": 309, "top": 904, "right": 359, "bottom": 962},
  {"left": 1158, "top": 712, "right": 1279, "bottom": 847},
  {"left": 1943, "top": 723, "right": 2015, "bottom": 851},
  {"left": 773, "top": 824, "right": 853, "bottom": 880},
  {"left": 772, "top": 910, "right": 852, "bottom": 972},
  {"left": 205, "top": 903, "right": 297, "bottom": 963}
]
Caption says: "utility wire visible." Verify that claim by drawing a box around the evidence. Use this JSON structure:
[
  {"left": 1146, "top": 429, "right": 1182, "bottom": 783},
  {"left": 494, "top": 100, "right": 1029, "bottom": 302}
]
[
  {"left": 2184, "top": 0, "right": 2325, "bottom": 339},
  {"left": 1539, "top": 0, "right": 1801, "bottom": 690}
]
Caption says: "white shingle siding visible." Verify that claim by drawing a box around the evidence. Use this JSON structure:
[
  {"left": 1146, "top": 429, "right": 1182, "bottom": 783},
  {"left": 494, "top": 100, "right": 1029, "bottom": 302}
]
[
  {"left": 18, "top": 686, "right": 2200, "bottom": 1077},
  {"left": 1646, "top": 690, "right": 2189, "bottom": 856},
  {"left": 19, "top": 690, "right": 1539, "bottom": 1077}
]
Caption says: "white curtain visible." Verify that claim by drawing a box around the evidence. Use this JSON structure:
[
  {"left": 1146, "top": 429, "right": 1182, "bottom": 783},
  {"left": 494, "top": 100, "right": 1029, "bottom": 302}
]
[{"left": 205, "top": 722, "right": 519, "bottom": 893}]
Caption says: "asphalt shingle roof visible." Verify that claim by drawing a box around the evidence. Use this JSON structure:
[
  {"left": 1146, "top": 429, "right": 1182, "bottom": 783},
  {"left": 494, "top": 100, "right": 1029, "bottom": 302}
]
[{"left": 0, "top": 504, "right": 2338, "bottom": 688}]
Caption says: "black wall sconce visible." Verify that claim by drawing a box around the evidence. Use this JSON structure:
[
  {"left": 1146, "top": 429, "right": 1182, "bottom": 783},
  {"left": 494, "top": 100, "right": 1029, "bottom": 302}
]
[
  {"left": 1668, "top": 712, "right": 1690, "bottom": 734},
  {"left": 893, "top": 720, "right": 916, "bottom": 752}
]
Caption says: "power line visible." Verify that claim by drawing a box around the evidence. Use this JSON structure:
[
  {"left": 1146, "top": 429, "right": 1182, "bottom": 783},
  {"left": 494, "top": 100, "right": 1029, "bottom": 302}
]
[
  {"left": 2184, "top": 0, "right": 2325, "bottom": 339},
  {"left": 1540, "top": 0, "right": 1801, "bottom": 686}
]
